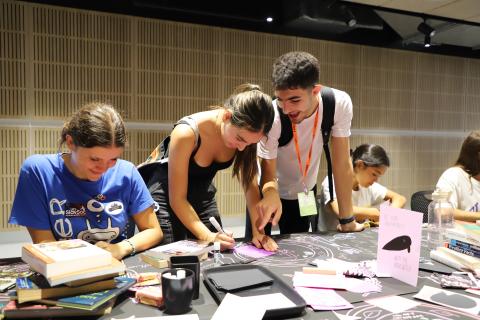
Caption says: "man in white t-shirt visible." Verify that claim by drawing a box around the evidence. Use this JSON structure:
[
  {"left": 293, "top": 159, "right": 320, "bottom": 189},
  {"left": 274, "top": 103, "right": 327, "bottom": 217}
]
[{"left": 246, "top": 52, "right": 363, "bottom": 243}]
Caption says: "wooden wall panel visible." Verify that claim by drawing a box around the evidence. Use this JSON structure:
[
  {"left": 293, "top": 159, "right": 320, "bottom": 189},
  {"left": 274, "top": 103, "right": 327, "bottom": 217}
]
[
  {"left": 31, "top": 6, "right": 133, "bottom": 120},
  {"left": 0, "top": 128, "right": 28, "bottom": 229},
  {"left": 359, "top": 47, "right": 417, "bottom": 130},
  {"left": 1, "top": 0, "right": 479, "bottom": 229},
  {"left": 464, "top": 59, "right": 480, "bottom": 131},
  {"left": 413, "top": 136, "right": 462, "bottom": 190},
  {"left": 297, "top": 38, "right": 362, "bottom": 128},
  {"left": 0, "top": 1, "right": 26, "bottom": 118},
  {"left": 415, "top": 54, "right": 466, "bottom": 131},
  {"left": 137, "top": 20, "right": 222, "bottom": 122}
]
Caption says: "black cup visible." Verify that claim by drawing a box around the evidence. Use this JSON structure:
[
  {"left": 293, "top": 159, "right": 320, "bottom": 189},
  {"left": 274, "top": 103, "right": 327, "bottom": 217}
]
[
  {"left": 170, "top": 255, "right": 200, "bottom": 299},
  {"left": 161, "top": 268, "right": 194, "bottom": 314}
]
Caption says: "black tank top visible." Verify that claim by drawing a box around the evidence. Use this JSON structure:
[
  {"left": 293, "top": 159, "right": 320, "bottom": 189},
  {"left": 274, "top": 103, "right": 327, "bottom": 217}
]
[{"left": 150, "top": 116, "right": 234, "bottom": 189}]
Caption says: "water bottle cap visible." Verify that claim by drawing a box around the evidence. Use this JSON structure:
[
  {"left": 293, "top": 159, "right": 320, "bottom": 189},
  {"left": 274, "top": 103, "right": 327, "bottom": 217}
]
[
  {"left": 213, "top": 242, "right": 220, "bottom": 250},
  {"left": 431, "top": 188, "right": 450, "bottom": 200}
]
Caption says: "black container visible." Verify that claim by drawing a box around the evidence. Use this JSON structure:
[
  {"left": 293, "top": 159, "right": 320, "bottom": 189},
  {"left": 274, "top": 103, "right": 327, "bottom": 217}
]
[
  {"left": 161, "top": 268, "right": 194, "bottom": 315},
  {"left": 169, "top": 255, "right": 200, "bottom": 299}
]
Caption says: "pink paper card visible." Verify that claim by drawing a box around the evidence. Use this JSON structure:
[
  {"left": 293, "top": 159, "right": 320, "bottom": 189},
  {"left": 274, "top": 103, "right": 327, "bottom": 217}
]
[
  {"left": 234, "top": 244, "right": 276, "bottom": 259},
  {"left": 376, "top": 204, "right": 423, "bottom": 286}
]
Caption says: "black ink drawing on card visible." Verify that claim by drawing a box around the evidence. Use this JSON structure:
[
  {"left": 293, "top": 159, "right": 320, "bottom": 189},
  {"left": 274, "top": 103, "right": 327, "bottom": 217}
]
[{"left": 382, "top": 235, "right": 412, "bottom": 253}]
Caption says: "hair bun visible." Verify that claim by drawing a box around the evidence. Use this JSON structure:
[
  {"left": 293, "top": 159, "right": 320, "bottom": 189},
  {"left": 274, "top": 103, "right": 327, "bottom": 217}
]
[{"left": 232, "top": 83, "right": 261, "bottom": 95}]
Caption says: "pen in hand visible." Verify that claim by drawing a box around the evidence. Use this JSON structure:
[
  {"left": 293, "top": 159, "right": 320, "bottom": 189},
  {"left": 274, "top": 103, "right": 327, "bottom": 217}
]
[{"left": 209, "top": 216, "right": 226, "bottom": 234}]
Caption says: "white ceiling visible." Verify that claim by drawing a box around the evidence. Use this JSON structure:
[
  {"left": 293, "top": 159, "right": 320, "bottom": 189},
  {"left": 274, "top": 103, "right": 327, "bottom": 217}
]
[{"left": 345, "top": 0, "right": 480, "bottom": 24}]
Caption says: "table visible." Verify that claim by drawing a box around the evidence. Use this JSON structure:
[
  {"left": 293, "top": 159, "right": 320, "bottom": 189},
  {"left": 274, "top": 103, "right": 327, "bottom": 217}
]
[{"left": 103, "top": 228, "right": 479, "bottom": 319}]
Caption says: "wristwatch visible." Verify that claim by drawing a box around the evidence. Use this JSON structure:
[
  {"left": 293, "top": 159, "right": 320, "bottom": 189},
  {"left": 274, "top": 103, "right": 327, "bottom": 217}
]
[{"left": 338, "top": 216, "right": 355, "bottom": 225}]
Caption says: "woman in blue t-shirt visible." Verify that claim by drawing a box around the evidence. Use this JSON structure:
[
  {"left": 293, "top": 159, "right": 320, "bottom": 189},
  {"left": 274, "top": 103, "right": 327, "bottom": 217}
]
[{"left": 9, "top": 103, "right": 163, "bottom": 260}]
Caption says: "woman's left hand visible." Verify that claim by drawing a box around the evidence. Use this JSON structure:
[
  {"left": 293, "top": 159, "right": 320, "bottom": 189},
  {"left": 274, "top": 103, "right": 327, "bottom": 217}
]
[{"left": 251, "top": 233, "right": 278, "bottom": 252}]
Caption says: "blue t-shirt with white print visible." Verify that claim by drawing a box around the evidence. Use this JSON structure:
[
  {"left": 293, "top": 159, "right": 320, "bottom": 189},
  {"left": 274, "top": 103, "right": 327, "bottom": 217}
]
[{"left": 9, "top": 153, "right": 154, "bottom": 243}]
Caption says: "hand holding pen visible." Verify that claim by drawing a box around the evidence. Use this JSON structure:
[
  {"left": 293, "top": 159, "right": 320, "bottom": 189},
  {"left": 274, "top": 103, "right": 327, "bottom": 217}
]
[{"left": 209, "top": 216, "right": 235, "bottom": 250}]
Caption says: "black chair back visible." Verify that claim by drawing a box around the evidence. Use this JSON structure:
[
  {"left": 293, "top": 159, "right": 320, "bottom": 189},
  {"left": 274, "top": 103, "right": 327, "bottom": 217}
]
[{"left": 410, "top": 190, "right": 434, "bottom": 223}]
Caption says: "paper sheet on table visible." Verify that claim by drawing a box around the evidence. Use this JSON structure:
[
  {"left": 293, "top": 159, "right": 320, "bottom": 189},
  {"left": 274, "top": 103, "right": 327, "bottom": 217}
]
[
  {"left": 311, "top": 258, "right": 391, "bottom": 278},
  {"left": 240, "top": 292, "right": 296, "bottom": 310},
  {"left": 234, "top": 244, "right": 275, "bottom": 259},
  {"left": 366, "top": 295, "right": 420, "bottom": 313},
  {"left": 414, "top": 285, "right": 480, "bottom": 316},
  {"left": 211, "top": 293, "right": 265, "bottom": 320},
  {"left": 294, "top": 271, "right": 365, "bottom": 290},
  {"left": 295, "top": 287, "right": 353, "bottom": 310},
  {"left": 118, "top": 316, "right": 200, "bottom": 320}
]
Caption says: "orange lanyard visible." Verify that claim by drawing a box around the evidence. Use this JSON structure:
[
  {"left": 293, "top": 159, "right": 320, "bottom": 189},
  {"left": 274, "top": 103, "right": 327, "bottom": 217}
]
[{"left": 292, "top": 107, "right": 320, "bottom": 193}]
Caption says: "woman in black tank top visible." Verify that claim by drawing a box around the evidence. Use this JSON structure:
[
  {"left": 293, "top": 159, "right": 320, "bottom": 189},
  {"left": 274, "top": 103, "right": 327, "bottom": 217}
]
[{"left": 142, "top": 83, "right": 278, "bottom": 251}]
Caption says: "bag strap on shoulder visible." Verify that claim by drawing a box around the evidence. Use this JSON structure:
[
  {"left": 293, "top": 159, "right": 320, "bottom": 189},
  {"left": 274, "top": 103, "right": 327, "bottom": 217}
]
[{"left": 320, "top": 86, "right": 335, "bottom": 204}]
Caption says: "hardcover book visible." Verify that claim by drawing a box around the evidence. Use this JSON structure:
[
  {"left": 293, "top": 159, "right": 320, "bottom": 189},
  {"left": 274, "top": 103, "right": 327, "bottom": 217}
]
[
  {"left": 145, "top": 240, "right": 212, "bottom": 260},
  {"left": 15, "top": 273, "right": 116, "bottom": 303},
  {"left": 39, "top": 277, "right": 136, "bottom": 311},
  {"left": 44, "top": 257, "right": 125, "bottom": 287},
  {"left": 2, "top": 298, "right": 115, "bottom": 318},
  {"left": 139, "top": 252, "right": 169, "bottom": 269},
  {"left": 22, "top": 239, "right": 112, "bottom": 279}
]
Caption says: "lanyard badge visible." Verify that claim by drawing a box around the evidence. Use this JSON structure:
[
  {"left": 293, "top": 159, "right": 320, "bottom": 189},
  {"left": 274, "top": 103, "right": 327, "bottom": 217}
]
[{"left": 292, "top": 107, "right": 320, "bottom": 217}]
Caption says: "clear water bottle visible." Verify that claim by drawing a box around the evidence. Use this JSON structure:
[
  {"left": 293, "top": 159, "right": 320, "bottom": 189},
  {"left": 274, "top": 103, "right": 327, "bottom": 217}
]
[{"left": 427, "top": 189, "right": 454, "bottom": 250}]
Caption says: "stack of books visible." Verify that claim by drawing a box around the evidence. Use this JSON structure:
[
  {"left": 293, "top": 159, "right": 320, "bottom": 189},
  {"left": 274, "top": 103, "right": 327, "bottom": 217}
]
[
  {"left": 140, "top": 239, "right": 212, "bottom": 269},
  {"left": 3, "top": 239, "right": 135, "bottom": 318},
  {"left": 430, "top": 221, "right": 480, "bottom": 275}
]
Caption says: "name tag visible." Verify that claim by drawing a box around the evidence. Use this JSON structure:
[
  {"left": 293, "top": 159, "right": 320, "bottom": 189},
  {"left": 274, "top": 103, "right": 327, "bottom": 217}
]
[{"left": 297, "top": 191, "right": 318, "bottom": 217}]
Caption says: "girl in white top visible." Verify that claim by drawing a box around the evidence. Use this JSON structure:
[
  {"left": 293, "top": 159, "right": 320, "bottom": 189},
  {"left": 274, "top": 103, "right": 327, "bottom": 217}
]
[
  {"left": 436, "top": 130, "right": 480, "bottom": 222},
  {"left": 319, "top": 144, "right": 406, "bottom": 231}
]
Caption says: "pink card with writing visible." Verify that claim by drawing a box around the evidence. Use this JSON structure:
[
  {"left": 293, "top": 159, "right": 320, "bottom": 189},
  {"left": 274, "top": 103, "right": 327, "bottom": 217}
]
[
  {"left": 376, "top": 204, "right": 423, "bottom": 286},
  {"left": 234, "top": 244, "right": 275, "bottom": 259}
]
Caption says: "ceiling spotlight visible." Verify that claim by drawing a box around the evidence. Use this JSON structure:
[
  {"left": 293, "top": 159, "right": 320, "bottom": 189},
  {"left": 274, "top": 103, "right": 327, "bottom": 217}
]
[
  {"left": 341, "top": 6, "right": 356, "bottom": 27},
  {"left": 418, "top": 21, "right": 435, "bottom": 37},
  {"left": 266, "top": 17, "right": 273, "bottom": 23},
  {"left": 424, "top": 35, "right": 431, "bottom": 48}
]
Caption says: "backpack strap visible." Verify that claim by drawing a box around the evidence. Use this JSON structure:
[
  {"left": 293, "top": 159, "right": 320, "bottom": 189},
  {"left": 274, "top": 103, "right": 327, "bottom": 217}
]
[
  {"left": 277, "top": 104, "right": 293, "bottom": 147},
  {"left": 320, "top": 86, "right": 335, "bottom": 204}
]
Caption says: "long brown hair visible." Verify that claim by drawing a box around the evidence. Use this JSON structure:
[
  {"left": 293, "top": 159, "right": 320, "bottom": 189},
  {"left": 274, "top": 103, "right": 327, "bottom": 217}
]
[
  {"left": 224, "top": 84, "right": 274, "bottom": 190},
  {"left": 60, "top": 102, "right": 126, "bottom": 149},
  {"left": 456, "top": 130, "right": 480, "bottom": 177}
]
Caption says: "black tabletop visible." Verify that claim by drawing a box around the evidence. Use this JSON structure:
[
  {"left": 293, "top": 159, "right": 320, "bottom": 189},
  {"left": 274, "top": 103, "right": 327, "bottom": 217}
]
[{"left": 101, "top": 228, "right": 479, "bottom": 320}]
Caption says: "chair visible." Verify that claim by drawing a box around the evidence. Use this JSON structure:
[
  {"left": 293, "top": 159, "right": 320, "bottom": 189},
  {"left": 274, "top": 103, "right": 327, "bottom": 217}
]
[{"left": 410, "top": 190, "right": 434, "bottom": 223}]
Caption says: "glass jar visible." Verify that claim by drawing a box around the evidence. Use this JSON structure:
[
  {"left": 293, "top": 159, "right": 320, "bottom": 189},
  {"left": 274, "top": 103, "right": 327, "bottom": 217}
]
[{"left": 427, "top": 189, "right": 454, "bottom": 250}]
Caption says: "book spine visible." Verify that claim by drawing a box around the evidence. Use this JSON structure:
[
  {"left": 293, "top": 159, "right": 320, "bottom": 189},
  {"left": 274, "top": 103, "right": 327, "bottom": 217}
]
[
  {"left": 446, "top": 243, "right": 480, "bottom": 258},
  {"left": 430, "top": 250, "right": 465, "bottom": 271},
  {"left": 446, "top": 228, "right": 480, "bottom": 242},
  {"left": 22, "top": 245, "right": 55, "bottom": 264},
  {"left": 449, "top": 239, "right": 480, "bottom": 252}
]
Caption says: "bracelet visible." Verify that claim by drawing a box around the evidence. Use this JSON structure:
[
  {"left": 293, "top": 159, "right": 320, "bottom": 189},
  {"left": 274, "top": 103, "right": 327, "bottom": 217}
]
[
  {"left": 124, "top": 239, "right": 136, "bottom": 256},
  {"left": 338, "top": 216, "right": 355, "bottom": 225}
]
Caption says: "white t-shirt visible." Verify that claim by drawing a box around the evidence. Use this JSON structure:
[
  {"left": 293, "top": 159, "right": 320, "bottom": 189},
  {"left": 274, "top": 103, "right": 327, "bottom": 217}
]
[
  {"left": 317, "top": 176, "right": 387, "bottom": 232},
  {"left": 257, "top": 88, "right": 352, "bottom": 200},
  {"left": 436, "top": 166, "right": 480, "bottom": 212}
]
